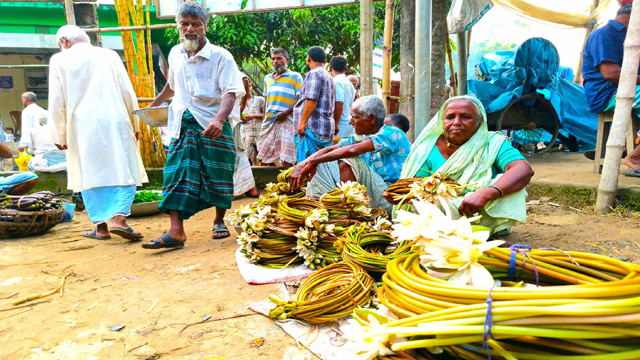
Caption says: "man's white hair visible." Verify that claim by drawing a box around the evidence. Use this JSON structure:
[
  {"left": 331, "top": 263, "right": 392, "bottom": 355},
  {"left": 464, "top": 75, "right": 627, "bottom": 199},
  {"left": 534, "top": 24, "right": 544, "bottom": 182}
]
[
  {"left": 352, "top": 95, "right": 386, "bottom": 127},
  {"left": 56, "top": 25, "right": 90, "bottom": 45}
]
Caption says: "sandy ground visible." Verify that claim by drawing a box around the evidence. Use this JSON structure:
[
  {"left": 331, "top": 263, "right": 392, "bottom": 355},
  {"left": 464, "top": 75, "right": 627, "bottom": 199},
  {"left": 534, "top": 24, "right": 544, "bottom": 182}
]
[{"left": 0, "top": 197, "right": 639, "bottom": 360}]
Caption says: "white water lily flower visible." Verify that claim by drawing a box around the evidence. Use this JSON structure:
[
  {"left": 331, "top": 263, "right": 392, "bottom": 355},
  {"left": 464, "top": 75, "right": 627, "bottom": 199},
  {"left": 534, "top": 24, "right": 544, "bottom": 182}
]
[
  {"left": 305, "top": 208, "right": 329, "bottom": 227},
  {"left": 372, "top": 217, "right": 393, "bottom": 232},
  {"left": 340, "top": 318, "right": 396, "bottom": 360},
  {"left": 391, "top": 200, "right": 456, "bottom": 243},
  {"left": 420, "top": 237, "right": 504, "bottom": 288}
]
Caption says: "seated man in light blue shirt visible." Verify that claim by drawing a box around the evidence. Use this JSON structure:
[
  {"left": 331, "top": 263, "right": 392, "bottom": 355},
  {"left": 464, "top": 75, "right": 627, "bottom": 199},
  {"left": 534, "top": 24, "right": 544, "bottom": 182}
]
[
  {"left": 289, "top": 96, "right": 411, "bottom": 214},
  {"left": 330, "top": 56, "right": 356, "bottom": 138}
]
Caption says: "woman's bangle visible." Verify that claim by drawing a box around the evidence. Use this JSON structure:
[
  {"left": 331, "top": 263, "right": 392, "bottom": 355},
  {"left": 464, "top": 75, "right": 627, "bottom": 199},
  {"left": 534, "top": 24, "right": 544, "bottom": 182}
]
[{"left": 488, "top": 185, "right": 504, "bottom": 198}]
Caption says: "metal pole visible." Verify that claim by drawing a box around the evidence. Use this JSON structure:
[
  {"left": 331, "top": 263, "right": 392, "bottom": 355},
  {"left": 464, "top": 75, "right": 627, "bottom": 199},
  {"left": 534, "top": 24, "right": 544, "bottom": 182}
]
[
  {"left": 414, "top": 0, "right": 432, "bottom": 134},
  {"left": 457, "top": 31, "right": 468, "bottom": 95},
  {"left": 0, "top": 65, "right": 48, "bottom": 69},
  {"left": 360, "top": 0, "right": 374, "bottom": 96}
]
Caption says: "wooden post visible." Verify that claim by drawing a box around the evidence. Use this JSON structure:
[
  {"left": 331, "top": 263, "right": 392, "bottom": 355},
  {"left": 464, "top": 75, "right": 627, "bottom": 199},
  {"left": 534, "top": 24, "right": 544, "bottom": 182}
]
[
  {"left": 595, "top": 0, "right": 640, "bottom": 213},
  {"left": 399, "top": 0, "right": 416, "bottom": 141},
  {"left": 360, "top": 0, "right": 374, "bottom": 96},
  {"left": 457, "top": 31, "right": 468, "bottom": 95},
  {"left": 75, "top": 2, "right": 102, "bottom": 46},
  {"left": 381, "top": 0, "right": 395, "bottom": 111},
  {"left": 575, "top": 0, "right": 600, "bottom": 84},
  {"left": 64, "top": 0, "right": 76, "bottom": 25}
]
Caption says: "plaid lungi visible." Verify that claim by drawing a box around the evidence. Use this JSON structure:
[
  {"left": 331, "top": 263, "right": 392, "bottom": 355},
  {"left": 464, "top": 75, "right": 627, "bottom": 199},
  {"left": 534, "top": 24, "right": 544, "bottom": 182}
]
[
  {"left": 256, "top": 118, "right": 296, "bottom": 165},
  {"left": 159, "top": 110, "right": 236, "bottom": 220}
]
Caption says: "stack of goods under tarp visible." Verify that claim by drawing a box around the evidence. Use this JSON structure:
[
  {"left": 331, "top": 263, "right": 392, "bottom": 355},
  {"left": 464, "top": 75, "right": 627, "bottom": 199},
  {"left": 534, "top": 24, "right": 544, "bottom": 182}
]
[{"left": 252, "top": 172, "right": 640, "bottom": 360}]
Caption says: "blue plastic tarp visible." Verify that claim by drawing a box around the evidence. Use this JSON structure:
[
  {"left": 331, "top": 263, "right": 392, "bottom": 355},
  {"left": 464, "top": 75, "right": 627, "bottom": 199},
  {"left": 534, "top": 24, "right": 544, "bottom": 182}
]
[{"left": 468, "top": 37, "right": 597, "bottom": 150}]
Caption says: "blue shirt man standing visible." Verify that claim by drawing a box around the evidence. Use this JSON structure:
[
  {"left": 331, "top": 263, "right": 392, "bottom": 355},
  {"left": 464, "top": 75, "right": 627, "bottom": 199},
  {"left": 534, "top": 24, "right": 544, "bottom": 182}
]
[{"left": 330, "top": 56, "right": 356, "bottom": 138}]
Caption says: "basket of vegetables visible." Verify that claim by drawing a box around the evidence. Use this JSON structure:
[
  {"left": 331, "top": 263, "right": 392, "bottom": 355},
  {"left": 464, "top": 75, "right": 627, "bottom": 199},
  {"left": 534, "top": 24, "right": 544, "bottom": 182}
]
[
  {"left": 130, "top": 190, "right": 164, "bottom": 217},
  {"left": 0, "top": 191, "right": 65, "bottom": 238}
]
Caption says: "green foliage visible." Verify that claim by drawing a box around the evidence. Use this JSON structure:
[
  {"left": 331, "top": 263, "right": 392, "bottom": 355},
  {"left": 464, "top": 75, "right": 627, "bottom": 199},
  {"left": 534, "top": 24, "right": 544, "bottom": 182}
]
[
  {"left": 133, "top": 190, "right": 163, "bottom": 204},
  {"left": 164, "top": 3, "right": 402, "bottom": 91}
]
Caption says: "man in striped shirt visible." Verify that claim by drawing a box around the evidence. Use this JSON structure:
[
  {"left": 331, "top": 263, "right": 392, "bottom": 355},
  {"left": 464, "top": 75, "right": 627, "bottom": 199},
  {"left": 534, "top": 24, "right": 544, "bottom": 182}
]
[{"left": 256, "top": 48, "right": 303, "bottom": 168}]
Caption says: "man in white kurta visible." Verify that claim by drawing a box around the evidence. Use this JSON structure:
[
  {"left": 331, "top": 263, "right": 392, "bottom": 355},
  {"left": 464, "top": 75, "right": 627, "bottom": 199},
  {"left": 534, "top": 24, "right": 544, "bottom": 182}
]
[
  {"left": 48, "top": 25, "right": 148, "bottom": 241},
  {"left": 19, "top": 92, "right": 48, "bottom": 152}
]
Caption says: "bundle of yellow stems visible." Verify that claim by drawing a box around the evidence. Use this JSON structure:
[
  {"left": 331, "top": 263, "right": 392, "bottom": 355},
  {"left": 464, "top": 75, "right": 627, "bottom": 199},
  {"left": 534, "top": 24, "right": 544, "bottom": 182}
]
[
  {"left": 338, "top": 224, "right": 414, "bottom": 273},
  {"left": 370, "top": 252, "right": 640, "bottom": 359},
  {"left": 241, "top": 231, "right": 301, "bottom": 269},
  {"left": 385, "top": 172, "right": 472, "bottom": 208},
  {"left": 269, "top": 262, "right": 374, "bottom": 324}
]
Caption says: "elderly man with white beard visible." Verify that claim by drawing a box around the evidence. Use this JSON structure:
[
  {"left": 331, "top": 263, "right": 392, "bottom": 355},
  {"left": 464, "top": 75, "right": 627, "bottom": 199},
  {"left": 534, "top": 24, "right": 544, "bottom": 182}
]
[
  {"left": 144, "top": 1, "right": 245, "bottom": 249},
  {"left": 48, "top": 25, "right": 148, "bottom": 240}
]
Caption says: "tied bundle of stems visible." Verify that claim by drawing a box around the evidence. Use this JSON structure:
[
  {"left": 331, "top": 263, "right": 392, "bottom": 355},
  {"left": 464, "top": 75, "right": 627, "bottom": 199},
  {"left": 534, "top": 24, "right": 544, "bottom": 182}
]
[
  {"left": 372, "top": 252, "right": 640, "bottom": 359},
  {"left": 239, "top": 231, "right": 302, "bottom": 269},
  {"left": 320, "top": 181, "right": 376, "bottom": 221},
  {"left": 277, "top": 198, "right": 325, "bottom": 227},
  {"left": 268, "top": 262, "right": 374, "bottom": 324},
  {"left": 264, "top": 167, "right": 307, "bottom": 198},
  {"left": 338, "top": 223, "right": 414, "bottom": 273},
  {"left": 386, "top": 172, "right": 473, "bottom": 208}
]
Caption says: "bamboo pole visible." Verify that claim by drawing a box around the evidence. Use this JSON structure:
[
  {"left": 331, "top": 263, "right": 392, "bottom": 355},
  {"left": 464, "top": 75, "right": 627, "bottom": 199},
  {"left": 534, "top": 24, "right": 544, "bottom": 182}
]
[
  {"left": 595, "top": 0, "right": 640, "bottom": 213},
  {"left": 64, "top": 0, "right": 76, "bottom": 25},
  {"left": 84, "top": 23, "right": 176, "bottom": 33},
  {"left": 360, "top": 0, "right": 374, "bottom": 96},
  {"left": 381, "top": 0, "right": 395, "bottom": 111},
  {"left": 445, "top": 28, "right": 457, "bottom": 96},
  {"left": 575, "top": 0, "right": 601, "bottom": 84}
]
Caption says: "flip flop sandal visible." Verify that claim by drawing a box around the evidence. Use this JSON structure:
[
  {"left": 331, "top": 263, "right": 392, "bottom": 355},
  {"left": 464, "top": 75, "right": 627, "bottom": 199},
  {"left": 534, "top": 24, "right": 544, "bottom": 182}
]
[
  {"left": 245, "top": 190, "right": 260, "bottom": 198},
  {"left": 212, "top": 223, "right": 230, "bottom": 240},
  {"left": 110, "top": 227, "right": 144, "bottom": 241},
  {"left": 83, "top": 228, "right": 111, "bottom": 240},
  {"left": 623, "top": 169, "right": 640, "bottom": 178},
  {"left": 141, "top": 233, "right": 185, "bottom": 249}
]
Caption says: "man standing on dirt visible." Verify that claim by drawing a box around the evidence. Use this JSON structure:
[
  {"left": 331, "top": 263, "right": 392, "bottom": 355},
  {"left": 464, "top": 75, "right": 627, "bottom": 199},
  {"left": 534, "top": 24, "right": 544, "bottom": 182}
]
[
  {"left": 255, "top": 48, "right": 303, "bottom": 168},
  {"left": 19, "top": 92, "right": 47, "bottom": 153},
  {"left": 293, "top": 46, "right": 336, "bottom": 163},
  {"left": 144, "top": 1, "right": 245, "bottom": 249},
  {"left": 49, "top": 25, "right": 147, "bottom": 241}
]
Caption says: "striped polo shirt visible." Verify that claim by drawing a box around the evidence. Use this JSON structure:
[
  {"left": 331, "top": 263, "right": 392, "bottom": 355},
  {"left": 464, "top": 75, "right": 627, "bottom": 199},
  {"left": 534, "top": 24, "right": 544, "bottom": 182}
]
[{"left": 262, "top": 69, "right": 303, "bottom": 127}]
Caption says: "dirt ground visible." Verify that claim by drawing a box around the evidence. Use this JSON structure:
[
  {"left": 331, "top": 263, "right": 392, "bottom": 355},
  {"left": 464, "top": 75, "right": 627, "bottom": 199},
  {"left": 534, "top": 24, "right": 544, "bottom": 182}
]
[{"left": 1, "top": 197, "right": 639, "bottom": 360}]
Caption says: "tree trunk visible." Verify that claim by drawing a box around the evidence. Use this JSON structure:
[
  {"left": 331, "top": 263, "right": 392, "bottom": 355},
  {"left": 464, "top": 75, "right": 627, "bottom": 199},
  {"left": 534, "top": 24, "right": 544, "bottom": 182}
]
[
  {"left": 75, "top": 3, "right": 102, "bottom": 47},
  {"left": 360, "top": 0, "right": 374, "bottom": 96},
  {"left": 595, "top": 1, "right": 640, "bottom": 212},
  {"left": 431, "top": 0, "right": 447, "bottom": 116},
  {"left": 400, "top": 0, "right": 416, "bottom": 141}
]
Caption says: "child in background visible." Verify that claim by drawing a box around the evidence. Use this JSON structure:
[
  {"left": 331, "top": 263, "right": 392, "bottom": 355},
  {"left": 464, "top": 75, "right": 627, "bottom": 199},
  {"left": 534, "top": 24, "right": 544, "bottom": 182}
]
[{"left": 384, "top": 113, "right": 410, "bottom": 134}]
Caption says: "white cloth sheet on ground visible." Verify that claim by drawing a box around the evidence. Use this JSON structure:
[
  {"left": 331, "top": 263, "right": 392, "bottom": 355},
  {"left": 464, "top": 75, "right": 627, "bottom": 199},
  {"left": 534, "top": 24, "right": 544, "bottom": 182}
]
[
  {"left": 249, "top": 283, "right": 361, "bottom": 360},
  {"left": 235, "top": 248, "right": 313, "bottom": 285}
]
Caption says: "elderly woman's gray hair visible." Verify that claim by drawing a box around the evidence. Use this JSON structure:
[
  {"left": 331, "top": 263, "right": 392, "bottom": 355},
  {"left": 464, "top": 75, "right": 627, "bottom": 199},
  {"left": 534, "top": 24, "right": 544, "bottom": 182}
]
[
  {"left": 352, "top": 95, "right": 386, "bottom": 127},
  {"left": 176, "top": 1, "right": 210, "bottom": 24},
  {"left": 443, "top": 96, "right": 484, "bottom": 127},
  {"left": 56, "top": 25, "right": 90, "bottom": 46}
]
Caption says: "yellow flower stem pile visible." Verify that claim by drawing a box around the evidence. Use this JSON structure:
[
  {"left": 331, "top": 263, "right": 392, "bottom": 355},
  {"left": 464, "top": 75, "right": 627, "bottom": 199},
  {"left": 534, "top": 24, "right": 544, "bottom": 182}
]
[
  {"left": 320, "top": 187, "right": 387, "bottom": 222},
  {"left": 268, "top": 262, "right": 374, "bottom": 324},
  {"left": 338, "top": 224, "right": 414, "bottom": 273},
  {"left": 385, "top": 174, "right": 472, "bottom": 208},
  {"left": 374, "top": 252, "right": 640, "bottom": 359}
]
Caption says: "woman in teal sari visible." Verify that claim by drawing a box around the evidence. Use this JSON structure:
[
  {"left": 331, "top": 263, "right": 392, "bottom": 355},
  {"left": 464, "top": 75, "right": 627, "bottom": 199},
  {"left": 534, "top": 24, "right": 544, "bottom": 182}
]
[{"left": 384, "top": 95, "right": 535, "bottom": 234}]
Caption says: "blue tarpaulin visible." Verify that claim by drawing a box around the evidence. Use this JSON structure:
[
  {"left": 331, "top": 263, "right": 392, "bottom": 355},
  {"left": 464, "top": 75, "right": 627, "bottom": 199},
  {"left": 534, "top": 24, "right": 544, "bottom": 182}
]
[{"left": 468, "top": 37, "right": 598, "bottom": 150}]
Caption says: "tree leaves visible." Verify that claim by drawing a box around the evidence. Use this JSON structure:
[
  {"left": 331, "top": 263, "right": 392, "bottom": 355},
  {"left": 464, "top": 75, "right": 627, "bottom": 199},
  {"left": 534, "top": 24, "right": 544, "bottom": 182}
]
[{"left": 164, "top": 3, "right": 402, "bottom": 91}]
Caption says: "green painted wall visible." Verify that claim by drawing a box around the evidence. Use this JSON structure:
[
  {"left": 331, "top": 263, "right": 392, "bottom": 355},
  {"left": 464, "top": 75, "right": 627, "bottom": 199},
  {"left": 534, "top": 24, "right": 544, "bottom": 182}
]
[{"left": 0, "top": 2, "right": 173, "bottom": 41}]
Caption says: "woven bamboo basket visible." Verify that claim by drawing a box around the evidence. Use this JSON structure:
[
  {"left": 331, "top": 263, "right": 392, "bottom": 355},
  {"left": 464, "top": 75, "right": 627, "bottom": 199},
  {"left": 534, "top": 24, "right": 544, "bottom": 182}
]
[{"left": 0, "top": 208, "right": 65, "bottom": 238}]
